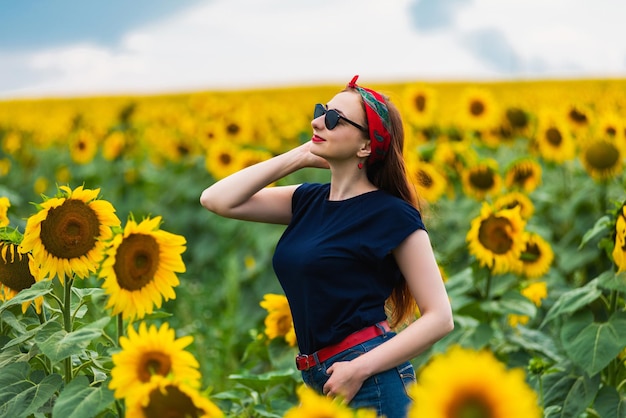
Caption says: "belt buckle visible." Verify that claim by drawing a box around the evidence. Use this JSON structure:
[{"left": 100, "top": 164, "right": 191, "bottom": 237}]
[{"left": 296, "top": 354, "right": 312, "bottom": 370}]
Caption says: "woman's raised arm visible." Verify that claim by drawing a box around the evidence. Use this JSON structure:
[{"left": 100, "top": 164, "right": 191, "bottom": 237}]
[{"left": 200, "top": 141, "right": 328, "bottom": 224}]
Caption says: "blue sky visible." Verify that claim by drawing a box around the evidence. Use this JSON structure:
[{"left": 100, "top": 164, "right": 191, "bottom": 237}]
[{"left": 1, "top": 0, "right": 625, "bottom": 98}]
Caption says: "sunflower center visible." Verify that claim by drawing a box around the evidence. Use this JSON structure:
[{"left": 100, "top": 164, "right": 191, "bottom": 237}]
[
  {"left": 113, "top": 233, "right": 160, "bottom": 291},
  {"left": 40, "top": 199, "right": 100, "bottom": 259},
  {"left": 226, "top": 122, "right": 240, "bottom": 135},
  {"left": 521, "top": 242, "right": 540, "bottom": 263},
  {"left": 586, "top": 142, "right": 619, "bottom": 169},
  {"left": 506, "top": 108, "right": 528, "bottom": 129},
  {"left": 512, "top": 167, "right": 532, "bottom": 184},
  {"left": 478, "top": 215, "right": 513, "bottom": 255},
  {"left": 219, "top": 152, "right": 232, "bottom": 165},
  {"left": 138, "top": 351, "right": 172, "bottom": 382},
  {"left": 142, "top": 384, "right": 202, "bottom": 418},
  {"left": 414, "top": 94, "right": 427, "bottom": 112},
  {"left": 470, "top": 100, "right": 485, "bottom": 117},
  {"left": 276, "top": 315, "right": 292, "bottom": 336},
  {"left": 569, "top": 108, "right": 588, "bottom": 124},
  {"left": 606, "top": 126, "right": 617, "bottom": 136},
  {"left": 545, "top": 127, "right": 562, "bottom": 146},
  {"left": 448, "top": 394, "right": 494, "bottom": 418},
  {"left": 418, "top": 169, "right": 434, "bottom": 188},
  {"left": 0, "top": 246, "right": 36, "bottom": 291},
  {"left": 469, "top": 169, "right": 495, "bottom": 190}
]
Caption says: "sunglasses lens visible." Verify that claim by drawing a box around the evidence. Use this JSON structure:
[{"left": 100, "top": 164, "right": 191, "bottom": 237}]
[
  {"left": 313, "top": 104, "right": 340, "bottom": 130},
  {"left": 325, "top": 110, "right": 340, "bottom": 130},
  {"left": 314, "top": 103, "right": 325, "bottom": 119}
]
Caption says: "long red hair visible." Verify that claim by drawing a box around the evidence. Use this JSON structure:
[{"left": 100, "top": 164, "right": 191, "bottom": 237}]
[{"left": 359, "top": 93, "right": 421, "bottom": 328}]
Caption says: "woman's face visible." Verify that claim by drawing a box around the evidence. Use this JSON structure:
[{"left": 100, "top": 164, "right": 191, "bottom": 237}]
[{"left": 310, "top": 91, "right": 370, "bottom": 163}]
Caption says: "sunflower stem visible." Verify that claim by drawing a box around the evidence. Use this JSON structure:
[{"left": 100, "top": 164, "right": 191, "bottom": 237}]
[
  {"left": 116, "top": 313, "right": 124, "bottom": 346},
  {"left": 484, "top": 271, "right": 493, "bottom": 300},
  {"left": 63, "top": 276, "right": 74, "bottom": 384}
]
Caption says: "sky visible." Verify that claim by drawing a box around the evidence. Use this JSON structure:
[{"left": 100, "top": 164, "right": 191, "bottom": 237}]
[{"left": 1, "top": 0, "right": 625, "bottom": 99}]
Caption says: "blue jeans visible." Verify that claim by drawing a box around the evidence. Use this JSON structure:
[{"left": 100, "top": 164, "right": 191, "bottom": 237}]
[{"left": 300, "top": 330, "right": 415, "bottom": 418}]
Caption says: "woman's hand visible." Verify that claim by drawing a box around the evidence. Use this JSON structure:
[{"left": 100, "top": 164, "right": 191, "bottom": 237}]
[
  {"left": 322, "top": 360, "right": 367, "bottom": 404},
  {"left": 297, "top": 140, "right": 330, "bottom": 169}
]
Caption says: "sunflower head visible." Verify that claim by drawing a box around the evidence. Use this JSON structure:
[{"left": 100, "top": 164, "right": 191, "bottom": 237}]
[
  {"left": 100, "top": 216, "right": 186, "bottom": 320},
  {"left": 408, "top": 345, "right": 541, "bottom": 418},
  {"left": 285, "top": 385, "right": 371, "bottom": 418},
  {"left": 125, "top": 375, "right": 223, "bottom": 418},
  {"left": 0, "top": 240, "right": 44, "bottom": 313},
  {"left": 109, "top": 322, "right": 201, "bottom": 401},
  {"left": 504, "top": 159, "right": 542, "bottom": 193},
  {"left": 0, "top": 197, "right": 10, "bottom": 227},
  {"left": 612, "top": 202, "right": 626, "bottom": 272},
  {"left": 259, "top": 293, "right": 297, "bottom": 347},
  {"left": 467, "top": 203, "right": 527, "bottom": 274},
  {"left": 458, "top": 87, "right": 500, "bottom": 132},
  {"left": 461, "top": 159, "right": 502, "bottom": 200},
  {"left": 19, "top": 185, "right": 121, "bottom": 283},
  {"left": 579, "top": 136, "right": 623, "bottom": 181},
  {"left": 514, "top": 232, "right": 554, "bottom": 279}
]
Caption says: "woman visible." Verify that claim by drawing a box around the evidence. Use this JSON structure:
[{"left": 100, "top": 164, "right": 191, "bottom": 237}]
[{"left": 200, "top": 76, "right": 453, "bottom": 417}]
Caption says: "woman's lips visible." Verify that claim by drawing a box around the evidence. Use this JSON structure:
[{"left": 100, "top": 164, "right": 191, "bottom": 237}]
[{"left": 311, "top": 135, "right": 325, "bottom": 143}]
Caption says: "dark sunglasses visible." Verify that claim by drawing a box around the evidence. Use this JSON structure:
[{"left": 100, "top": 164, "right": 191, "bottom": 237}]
[{"left": 314, "top": 103, "right": 367, "bottom": 132}]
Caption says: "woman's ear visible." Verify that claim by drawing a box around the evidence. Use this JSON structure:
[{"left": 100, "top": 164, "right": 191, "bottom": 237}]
[{"left": 357, "top": 140, "right": 371, "bottom": 158}]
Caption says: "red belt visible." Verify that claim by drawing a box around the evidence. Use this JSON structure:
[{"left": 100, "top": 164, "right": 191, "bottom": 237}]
[{"left": 296, "top": 321, "right": 390, "bottom": 371}]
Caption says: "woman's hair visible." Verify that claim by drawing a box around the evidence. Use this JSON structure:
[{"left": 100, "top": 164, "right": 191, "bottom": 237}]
[{"left": 363, "top": 95, "right": 420, "bottom": 329}]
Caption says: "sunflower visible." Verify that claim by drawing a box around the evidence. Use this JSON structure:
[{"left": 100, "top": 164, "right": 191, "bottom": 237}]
[
  {"left": 534, "top": 116, "right": 576, "bottom": 163},
  {"left": 612, "top": 202, "right": 626, "bottom": 272},
  {"left": 493, "top": 191, "right": 535, "bottom": 220},
  {"left": 402, "top": 84, "right": 438, "bottom": 127},
  {"left": 514, "top": 232, "right": 554, "bottom": 279},
  {"left": 521, "top": 281, "right": 548, "bottom": 307},
  {"left": 259, "top": 293, "right": 296, "bottom": 347},
  {"left": 109, "top": 322, "right": 201, "bottom": 401},
  {"left": 102, "top": 131, "right": 126, "bottom": 161},
  {"left": 579, "top": 136, "right": 623, "bottom": 181},
  {"left": 504, "top": 106, "right": 530, "bottom": 133},
  {"left": 204, "top": 140, "right": 243, "bottom": 180},
  {"left": 0, "top": 241, "right": 44, "bottom": 313},
  {"left": 565, "top": 103, "right": 592, "bottom": 133},
  {"left": 0, "top": 196, "right": 10, "bottom": 227},
  {"left": 100, "top": 216, "right": 186, "bottom": 320},
  {"left": 461, "top": 159, "right": 502, "bottom": 200},
  {"left": 70, "top": 129, "right": 98, "bottom": 165},
  {"left": 406, "top": 158, "right": 448, "bottom": 203},
  {"left": 507, "top": 314, "right": 530, "bottom": 328},
  {"left": 504, "top": 158, "right": 542, "bottom": 193},
  {"left": 466, "top": 203, "right": 527, "bottom": 275},
  {"left": 284, "top": 385, "right": 375, "bottom": 418},
  {"left": 125, "top": 375, "right": 223, "bottom": 418},
  {"left": 19, "top": 185, "right": 120, "bottom": 284},
  {"left": 408, "top": 345, "right": 541, "bottom": 418},
  {"left": 457, "top": 87, "right": 500, "bottom": 132},
  {"left": 0, "top": 158, "right": 10, "bottom": 176},
  {"left": 238, "top": 148, "right": 273, "bottom": 169}
]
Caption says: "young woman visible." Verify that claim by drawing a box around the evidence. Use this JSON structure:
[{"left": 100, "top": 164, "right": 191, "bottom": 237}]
[{"left": 200, "top": 76, "right": 453, "bottom": 417}]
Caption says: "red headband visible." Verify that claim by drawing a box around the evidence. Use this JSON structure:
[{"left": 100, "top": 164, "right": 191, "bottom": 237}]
[{"left": 347, "top": 75, "right": 391, "bottom": 165}]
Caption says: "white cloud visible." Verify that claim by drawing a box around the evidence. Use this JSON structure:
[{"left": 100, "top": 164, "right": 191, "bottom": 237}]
[{"left": 1, "top": 0, "right": 625, "bottom": 99}]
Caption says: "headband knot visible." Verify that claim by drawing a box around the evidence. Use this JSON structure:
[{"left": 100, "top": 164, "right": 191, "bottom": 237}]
[{"left": 347, "top": 75, "right": 391, "bottom": 165}]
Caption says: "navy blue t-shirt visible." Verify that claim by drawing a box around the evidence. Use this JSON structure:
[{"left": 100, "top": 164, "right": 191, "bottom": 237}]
[{"left": 272, "top": 183, "right": 426, "bottom": 355}]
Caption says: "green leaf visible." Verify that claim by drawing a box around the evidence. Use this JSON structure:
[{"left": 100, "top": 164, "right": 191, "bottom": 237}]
[
  {"left": 52, "top": 375, "right": 116, "bottom": 418},
  {"left": 593, "top": 386, "right": 626, "bottom": 418},
  {"left": 2, "top": 316, "right": 60, "bottom": 350},
  {"left": 597, "top": 270, "right": 626, "bottom": 293},
  {"left": 36, "top": 317, "right": 110, "bottom": 363},
  {"left": 229, "top": 369, "right": 297, "bottom": 393},
  {"left": 505, "top": 326, "right": 563, "bottom": 362},
  {"left": 561, "top": 310, "right": 626, "bottom": 376},
  {"left": 541, "top": 279, "right": 602, "bottom": 327},
  {"left": 0, "top": 280, "right": 53, "bottom": 315},
  {"left": 579, "top": 214, "right": 612, "bottom": 249},
  {"left": 0, "top": 362, "right": 63, "bottom": 418},
  {"left": 542, "top": 369, "right": 601, "bottom": 418}
]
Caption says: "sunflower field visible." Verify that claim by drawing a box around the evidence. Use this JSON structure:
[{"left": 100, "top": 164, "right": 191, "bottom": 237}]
[{"left": 1, "top": 78, "right": 626, "bottom": 418}]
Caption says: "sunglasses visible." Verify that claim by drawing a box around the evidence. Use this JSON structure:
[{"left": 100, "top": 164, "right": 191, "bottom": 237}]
[{"left": 314, "top": 103, "right": 367, "bottom": 132}]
